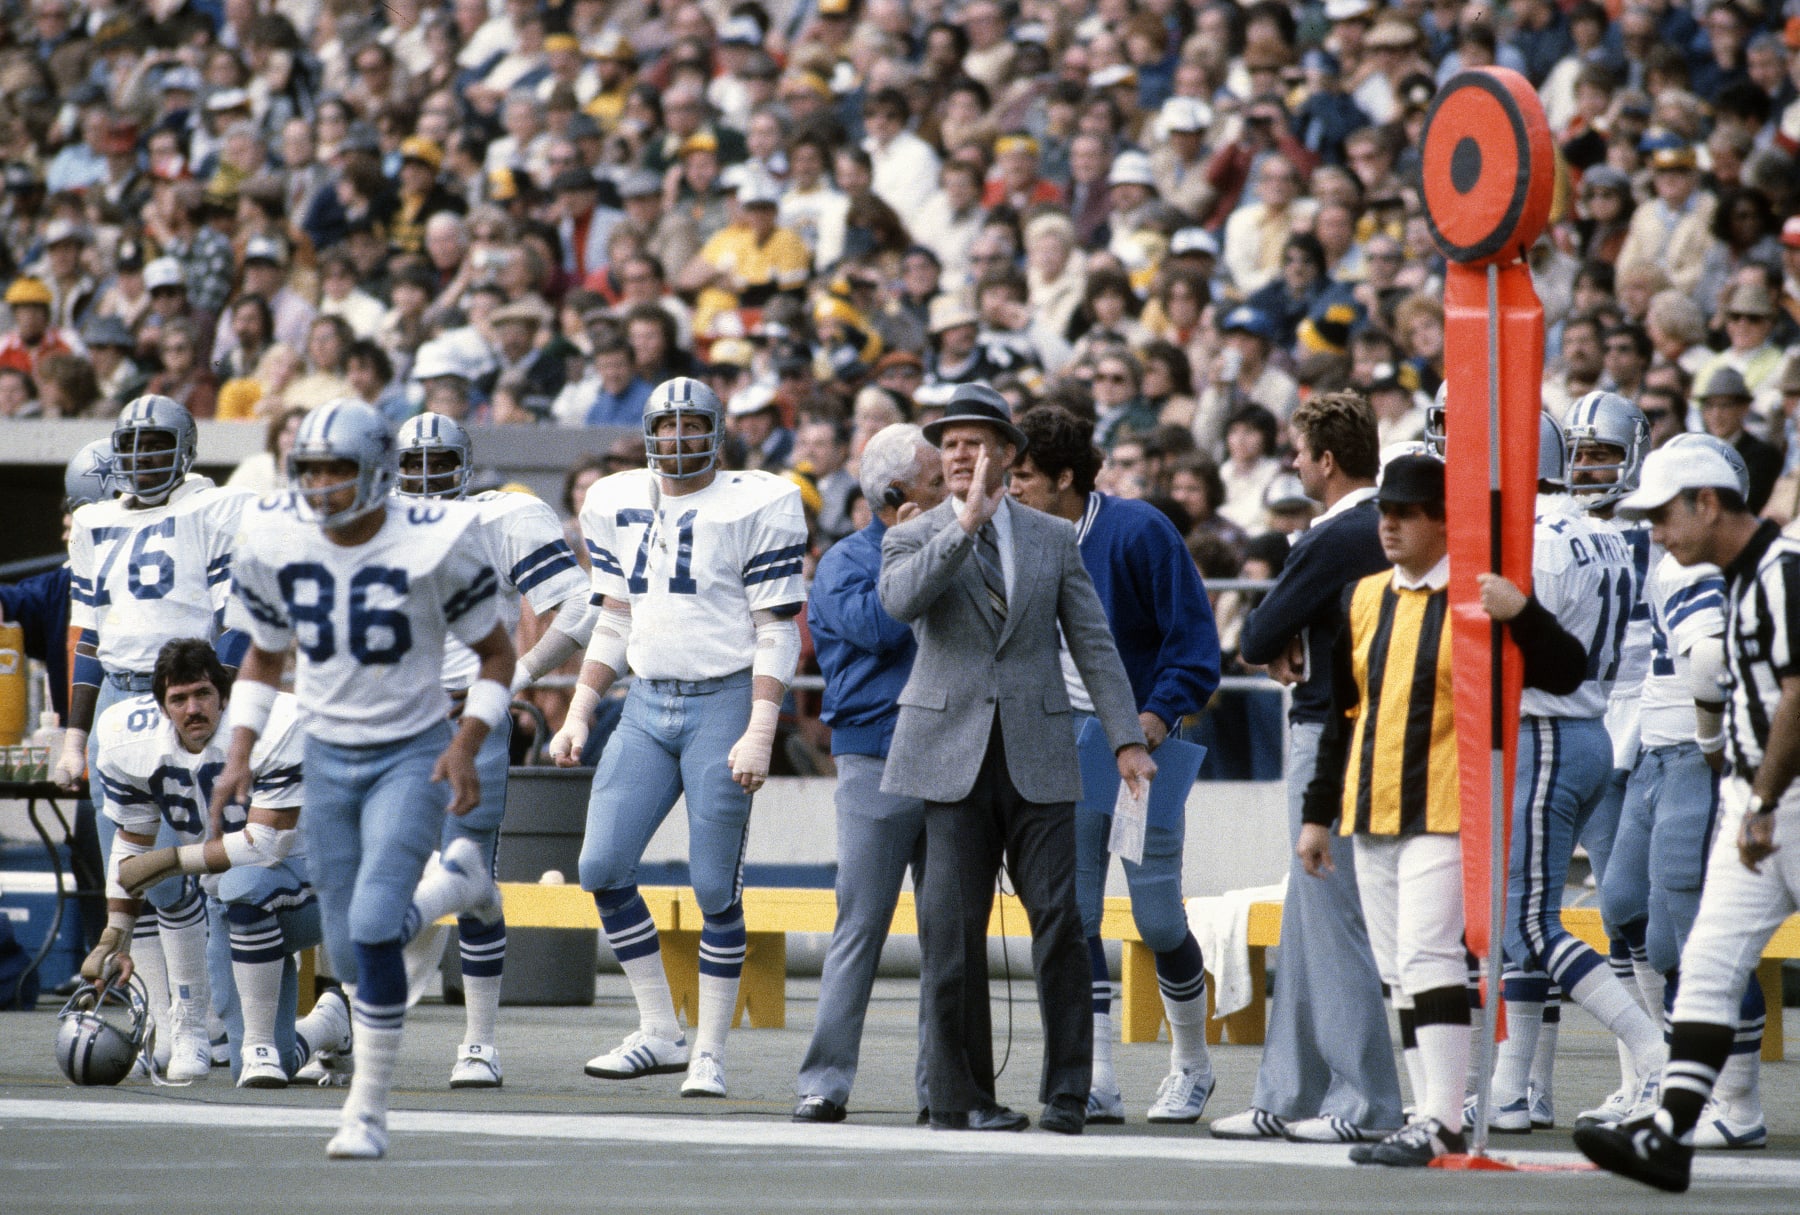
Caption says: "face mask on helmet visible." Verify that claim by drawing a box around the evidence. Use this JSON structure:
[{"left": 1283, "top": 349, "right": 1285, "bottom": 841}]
[
  {"left": 110, "top": 395, "right": 196, "bottom": 505},
  {"left": 1563, "top": 391, "right": 1648, "bottom": 509},
  {"left": 395, "top": 413, "right": 472, "bottom": 498},
  {"left": 55, "top": 973, "right": 152, "bottom": 1087},
  {"left": 286, "top": 399, "right": 397, "bottom": 530},
  {"left": 642, "top": 377, "right": 724, "bottom": 480}
]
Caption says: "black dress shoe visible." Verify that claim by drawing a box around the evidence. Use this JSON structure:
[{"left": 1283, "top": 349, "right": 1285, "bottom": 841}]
[
  {"left": 1039, "top": 1096, "right": 1086, "bottom": 1136},
  {"left": 792, "top": 1096, "right": 847, "bottom": 1123},
  {"left": 916, "top": 1107, "right": 930, "bottom": 1126},
  {"left": 930, "top": 1105, "right": 1030, "bottom": 1132}
]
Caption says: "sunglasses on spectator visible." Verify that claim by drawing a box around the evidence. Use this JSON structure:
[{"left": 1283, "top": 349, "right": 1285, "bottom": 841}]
[
  {"left": 1093, "top": 371, "right": 1131, "bottom": 384},
  {"left": 1728, "top": 312, "right": 1771, "bottom": 322}
]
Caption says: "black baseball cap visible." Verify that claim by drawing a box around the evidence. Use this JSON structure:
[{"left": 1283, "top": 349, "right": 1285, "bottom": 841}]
[{"left": 1377, "top": 453, "right": 1445, "bottom": 507}]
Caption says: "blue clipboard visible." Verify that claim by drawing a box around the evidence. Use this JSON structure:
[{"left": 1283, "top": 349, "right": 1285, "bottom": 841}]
[{"left": 1074, "top": 717, "right": 1206, "bottom": 831}]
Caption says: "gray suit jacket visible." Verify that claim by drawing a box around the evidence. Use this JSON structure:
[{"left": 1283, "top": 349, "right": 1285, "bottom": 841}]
[{"left": 877, "top": 497, "right": 1145, "bottom": 804}]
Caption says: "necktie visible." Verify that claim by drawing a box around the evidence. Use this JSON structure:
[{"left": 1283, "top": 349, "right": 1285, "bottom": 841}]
[{"left": 975, "top": 522, "right": 1007, "bottom": 623}]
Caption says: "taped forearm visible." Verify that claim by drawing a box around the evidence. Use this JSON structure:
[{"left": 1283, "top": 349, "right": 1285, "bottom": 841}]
[
  {"left": 751, "top": 610, "right": 801, "bottom": 686},
  {"left": 585, "top": 601, "right": 633, "bottom": 679},
  {"left": 105, "top": 831, "right": 154, "bottom": 902}
]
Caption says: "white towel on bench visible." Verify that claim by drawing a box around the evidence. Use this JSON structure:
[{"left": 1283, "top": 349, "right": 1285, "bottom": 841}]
[{"left": 1186, "top": 879, "right": 1287, "bottom": 1018}]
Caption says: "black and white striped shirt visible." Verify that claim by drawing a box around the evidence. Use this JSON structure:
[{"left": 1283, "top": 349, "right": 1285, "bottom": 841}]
[{"left": 1721, "top": 521, "right": 1800, "bottom": 776}]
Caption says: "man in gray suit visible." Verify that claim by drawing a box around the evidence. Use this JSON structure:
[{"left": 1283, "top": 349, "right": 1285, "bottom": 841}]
[{"left": 879, "top": 383, "right": 1156, "bottom": 1136}]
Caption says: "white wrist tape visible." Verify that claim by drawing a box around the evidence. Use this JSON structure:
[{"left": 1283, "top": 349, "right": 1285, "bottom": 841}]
[
  {"left": 565, "top": 683, "right": 602, "bottom": 729},
  {"left": 105, "top": 832, "right": 153, "bottom": 902},
  {"left": 223, "top": 821, "right": 298, "bottom": 868},
  {"left": 586, "top": 603, "right": 632, "bottom": 676},
  {"left": 751, "top": 614, "right": 801, "bottom": 686},
  {"left": 463, "top": 678, "right": 512, "bottom": 732},
  {"left": 107, "top": 909, "right": 137, "bottom": 936},
  {"left": 1695, "top": 702, "right": 1726, "bottom": 755},
  {"left": 228, "top": 680, "right": 279, "bottom": 739},
  {"left": 741, "top": 698, "right": 779, "bottom": 750}
]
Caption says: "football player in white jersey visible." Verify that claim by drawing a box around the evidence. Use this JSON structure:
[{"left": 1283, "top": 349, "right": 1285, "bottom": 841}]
[
  {"left": 58, "top": 395, "right": 255, "bottom": 1081},
  {"left": 84, "top": 638, "right": 353, "bottom": 1089},
  {"left": 1561, "top": 391, "right": 1657, "bottom": 1128},
  {"left": 216, "top": 399, "right": 515, "bottom": 1159},
  {"left": 1599, "top": 435, "right": 1767, "bottom": 1147},
  {"left": 552, "top": 376, "right": 808, "bottom": 1099},
  {"left": 394, "top": 412, "right": 595, "bottom": 1088},
  {"left": 1479, "top": 413, "right": 1666, "bottom": 1132}
]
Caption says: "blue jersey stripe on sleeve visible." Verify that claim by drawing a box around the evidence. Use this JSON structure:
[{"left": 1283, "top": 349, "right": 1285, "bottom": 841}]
[
  {"left": 515, "top": 553, "right": 581, "bottom": 595},
  {"left": 743, "top": 543, "right": 808, "bottom": 575},
  {"left": 743, "top": 560, "right": 805, "bottom": 586}
]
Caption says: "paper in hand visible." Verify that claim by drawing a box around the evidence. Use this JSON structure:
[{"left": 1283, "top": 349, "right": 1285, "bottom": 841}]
[{"left": 1107, "top": 780, "right": 1149, "bottom": 865}]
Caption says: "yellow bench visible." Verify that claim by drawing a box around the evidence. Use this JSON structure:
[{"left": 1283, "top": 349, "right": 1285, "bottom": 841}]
[
  {"left": 1227, "top": 902, "right": 1796, "bottom": 1063},
  {"left": 388, "top": 885, "right": 1792, "bottom": 1062}
]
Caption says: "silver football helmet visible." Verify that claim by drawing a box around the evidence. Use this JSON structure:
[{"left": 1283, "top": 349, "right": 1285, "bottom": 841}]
[
  {"left": 643, "top": 376, "right": 724, "bottom": 480},
  {"left": 287, "top": 398, "right": 397, "bottom": 529},
  {"left": 1539, "top": 411, "right": 1567, "bottom": 489},
  {"left": 55, "top": 972, "right": 151, "bottom": 1086},
  {"left": 395, "top": 411, "right": 473, "bottom": 499},
  {"left": 1423, "top": 382, "right": 1447, "bottom": 457},
  {"left": 64, "top": 438, "right": 116, "bottom": 513},
  {"left": 1663, "top": 432, "right": 1751, "bottom": 499},
  {"left": 1565, "top": 390, "right": 1650, "bottom": 509},
  {"left": 111, "top": 394, "right": 196, "bottom": 505}
]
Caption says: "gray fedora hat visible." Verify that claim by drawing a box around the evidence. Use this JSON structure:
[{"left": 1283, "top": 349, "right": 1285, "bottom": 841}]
[{"left": 921, "top": 382, "right": 1029, "bottom": 453}]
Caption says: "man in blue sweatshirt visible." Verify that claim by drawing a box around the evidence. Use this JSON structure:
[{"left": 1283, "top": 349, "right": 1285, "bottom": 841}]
[
  {"left": 792, "top": 423, "right": 947, "bottom": 1124},
  {"left": 1009, "top": 405, "right": 1222, "bottom": 1126},
  {"left": 1214, "top": 389, "right": 1404, "bottom": 1144}
]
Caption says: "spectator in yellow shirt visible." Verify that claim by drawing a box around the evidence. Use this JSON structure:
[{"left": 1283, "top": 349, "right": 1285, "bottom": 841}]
[{"left": 682, "top": 175, "right": 812, "bottom": 341}]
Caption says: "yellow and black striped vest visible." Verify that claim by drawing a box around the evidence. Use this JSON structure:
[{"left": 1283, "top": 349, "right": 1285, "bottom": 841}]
[{"left": 1339, "top": 569, "right": 1459, "bottom": 836}]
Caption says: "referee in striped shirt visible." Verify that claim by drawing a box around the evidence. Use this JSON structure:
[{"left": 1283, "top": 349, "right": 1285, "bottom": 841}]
[
  {"left": 1577, "top": 440, "right": 1800, "bottom": 1192},
  {"left": 1297, "top": 453, "right": 1587, "bottom": 1167}
]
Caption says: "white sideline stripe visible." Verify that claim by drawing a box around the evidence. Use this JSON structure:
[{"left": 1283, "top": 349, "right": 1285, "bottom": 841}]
[{"left": 4, "top": 1100, "right": 1800, "bottom": 1185}]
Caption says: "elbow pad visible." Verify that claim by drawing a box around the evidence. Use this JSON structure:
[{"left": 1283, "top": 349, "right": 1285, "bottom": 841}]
[
  {"left": 222, "top": 821, "right": 299, "bottom": 869},
  {"left": 1686, "top": 636, "right": 1727, "bottom": 705},
  {"left": 548, "top": 592, "right": 596, "bottom": 648},
  {"left": 751, "top": 612, "right": 801, "bottom": 686},
  {"left": 586, "top": 603, "right": 632, "bottom": 677}
]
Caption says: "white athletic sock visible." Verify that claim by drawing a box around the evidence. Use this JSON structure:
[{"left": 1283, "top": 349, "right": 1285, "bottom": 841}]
[
  {"left": 1632, "top": 961, "right": 1667, "bottom": 1022},
  {"left": 1417, "top": 1022, "right": 1473, "bottom": 1132},
  {"left": 462, "top": 973, "right": 501, "bottom": 1047},
  {"left": 233, "top": 955, "right": 284, "bottom": 1052},
  {"left": 619, "top": 953, "right": 682, "bottom": 1042},
  {"left": 693, "top": 972, "right": 738, "bottom": 1062},
  {"left": 1492, "top": 1000, "right": 1541, "bottom": 1105},
  {"left": 1091, "top": 1011, "right": 1117, "bottom": 1092},
  {"left": 407, "top": 854, "right": 470, "bottom": 937},
  {"left": 132, "top": 920, "right": 171, "bottom": 1057},
  {"left": 342, "top": 1022, "right": 402, "bottom": 1128},
  {"left": 1162, "top": 987, "right": 1213, "bottom": 1074},
  {"left": 1529, "top": 1014, "right": 1558, "bottom": 1107},
  {"left": 1615, "top": 1039, "right": 1637, "bottom": 1093},
  {"left": 158, "top": 910, "right": 212, "bottom": 1036},
  {"left": 1714, "top": 1051, "right": 1763, "bottom": 1123},
  {"left": 1568, "top": 966, "right": 1665, "bottom": 1075}
]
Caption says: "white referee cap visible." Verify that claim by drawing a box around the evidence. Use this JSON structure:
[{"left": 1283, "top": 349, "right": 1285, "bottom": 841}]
[{"left": 1616, "top": 443, "right": 1744, "bottom": 514}]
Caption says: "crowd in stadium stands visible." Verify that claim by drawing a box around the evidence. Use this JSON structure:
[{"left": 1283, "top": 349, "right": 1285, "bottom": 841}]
[{"left": 5, "top": 0, "right": 1800, "bottom": 707}]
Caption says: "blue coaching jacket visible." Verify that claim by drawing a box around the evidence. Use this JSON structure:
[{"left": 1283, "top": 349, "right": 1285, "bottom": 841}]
[
  {"left": 808, "top": 516, "right": 916, "bottom": 759},
  {"left": 1075, "top": 493, "right": 1220, "bottom": 727},
  {"left": 0, "top": 564, "right": 72, "bottom": 721}
]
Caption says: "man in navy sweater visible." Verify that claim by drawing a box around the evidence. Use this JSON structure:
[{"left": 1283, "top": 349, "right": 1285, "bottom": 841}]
[
  {"left": 1213, "top": 389, "right": 1405, "bottom": 1144},
  {"left": 792, "top": 423, "right": 948, "bottom": 1124},
  {"left": 1010, "top": 406, "right": 1223, "bottom": 1125},
  {"left": 0, "top": 441, "right": 116, "bottom": 962}
]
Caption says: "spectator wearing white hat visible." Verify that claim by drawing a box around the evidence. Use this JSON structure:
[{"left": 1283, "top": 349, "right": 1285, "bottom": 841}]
[
  {"left": 211, "top": 235, "right": 316, "bottom": 368},
  {"left": 32, "top": 218, "right": 99, "bottom": 332},
  {"left": 1149, "top": 97, "right": 1216, "bottom": 218}
]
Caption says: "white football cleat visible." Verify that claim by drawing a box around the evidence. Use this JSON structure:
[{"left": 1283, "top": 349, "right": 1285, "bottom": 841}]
[
  {"left": 295, "top": 989, "right": 355, "bottom": 1086},
  {"left": 1693, "top": 1102, "right": 1768, "bottom": 1150},
  {"left": 165, "top": 1028, "right": 214, "bottom": 1083},
  {"left": 326, "top": 1114, "right": 388, "bottom": 1160},
  {"left": 1146, "top": 1064, "right": 1215, "bottom": 1124},
  {"left": 680, "top": 1052, "right": 727, "bottom": 1098},
  {"left": 584, "top": 1029, "right": 689, "bottom": 1079},
  {"left": 1576, "top": 1083, "right": 1637, "bottom": 1128},
  {"left": 450, "top": 1043, "right": 503, "bottom": 1089},
  {"left": 237, "top": 1044, "right": 289, "bottom": 1089},
  {"left": 1284, "top": 1115, "right": 1387, "bottom": 1143},
  {"left": 1086, "top": 1084, "right": 1125, "bottom": 1125}
]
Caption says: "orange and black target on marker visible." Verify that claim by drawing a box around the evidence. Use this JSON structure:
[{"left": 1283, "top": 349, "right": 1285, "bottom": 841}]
[{"left": 1419, "top": 68, "right": 1553, "bottom": 267}]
